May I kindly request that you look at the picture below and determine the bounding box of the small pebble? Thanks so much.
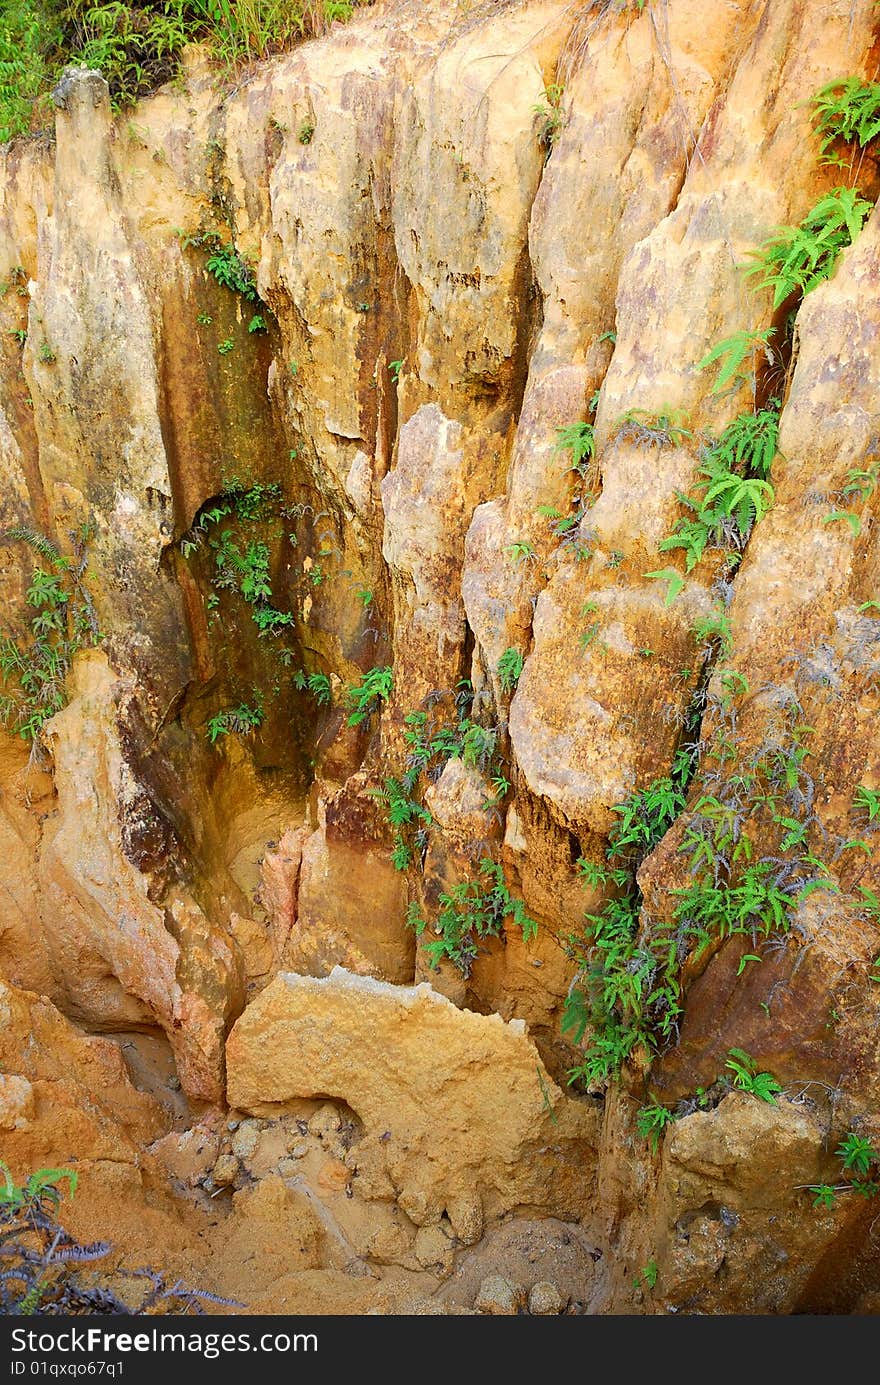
[528,1281,566,1315]
[475,1274,524,1315]
[309,1103,342,1139]
[211,1154,240,1187]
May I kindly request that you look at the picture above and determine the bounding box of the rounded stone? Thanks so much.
[308,1103,342,1139]
[475,1274,524,1315]
[528,1281,566,1315]
[211,1154,240,1187]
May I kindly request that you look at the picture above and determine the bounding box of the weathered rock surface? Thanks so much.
[0,976,166,1170]
[227,967,599,1230]
[37,651,245,1100]
[1,0,880,1315]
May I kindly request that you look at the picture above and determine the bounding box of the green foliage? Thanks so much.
[533,82,564,155]
[0,0,58,142]
[608,776,688,862]
[691,605,733,656]
[811,77,880,166]
[497,646,524,692]
[0,1160,235,1313]
[177,229,260,304]
[853,784,880,829]
[182,480,295,649]
[565,691,826,1090]
[504,541,537,565]
[743,187,873,308]
[293,669,331,705]
[374,774,433,872]
[706,408,780,481]
[0,1,373,141]
[247,313,267,333]
[723,1048,782,1103]
[838,1132,876,1177]
[206,693,264,743]
[0,1162,77,1210]
[636,1101,678,1154]
[644,567,685,606]
[345,665,392,726]
[406,857,537,976]
[656,407,779,577]
[376,685,508,873]
[0,524,100,741]
[564,763,692,1087]
[554,421,595,476]
[389,359,403,384]
[807,1132,880,1209]
[697,327,777,395]
[822,461,879,538]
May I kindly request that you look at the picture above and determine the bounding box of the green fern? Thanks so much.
[697,328,777,395]
[497,647,524,692]
[744,187,873,308]
[812,77,880,165]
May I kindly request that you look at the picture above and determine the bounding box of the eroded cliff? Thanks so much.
[2,0,880,1315]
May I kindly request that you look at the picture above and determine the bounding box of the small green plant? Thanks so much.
[247,313,267,333]
[636,1101,678,1154]
[497,646,524,692]
[298,118,315,144]
[345,665,393,726]
[724,1048,782,1103]
[389,359,403,384]
[293,669,331,705]
[811,77,880,167]
[0,1159,235,1313]
[196,310,213,324]
[655,406,779,576]
[406,857,537,975]
[697,327,778,395]
[578,601,602,650]
[743,186,873,308]
[807,1132,880,1208]
[853,784,880,829]
[0,525,100,741]
[374,776,433,872]
[504,541,538,565]
[822,461,880,538]
[533,82,564,154]
[692,605,734,657]
[375,684,508,872]
[37,342,55,363]
[644,567,685,606]
[554,421,595,476]
[206,694,264,744]
[218,337,234,355]
[179,229,261,303]
[0,1163,77,1210]
[633,1260,658,1292]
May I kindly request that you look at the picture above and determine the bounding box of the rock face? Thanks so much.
[37,651,245,1101]
[227,967,599,1232]
[1,0,880,1314]
[0,976,166,1168]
